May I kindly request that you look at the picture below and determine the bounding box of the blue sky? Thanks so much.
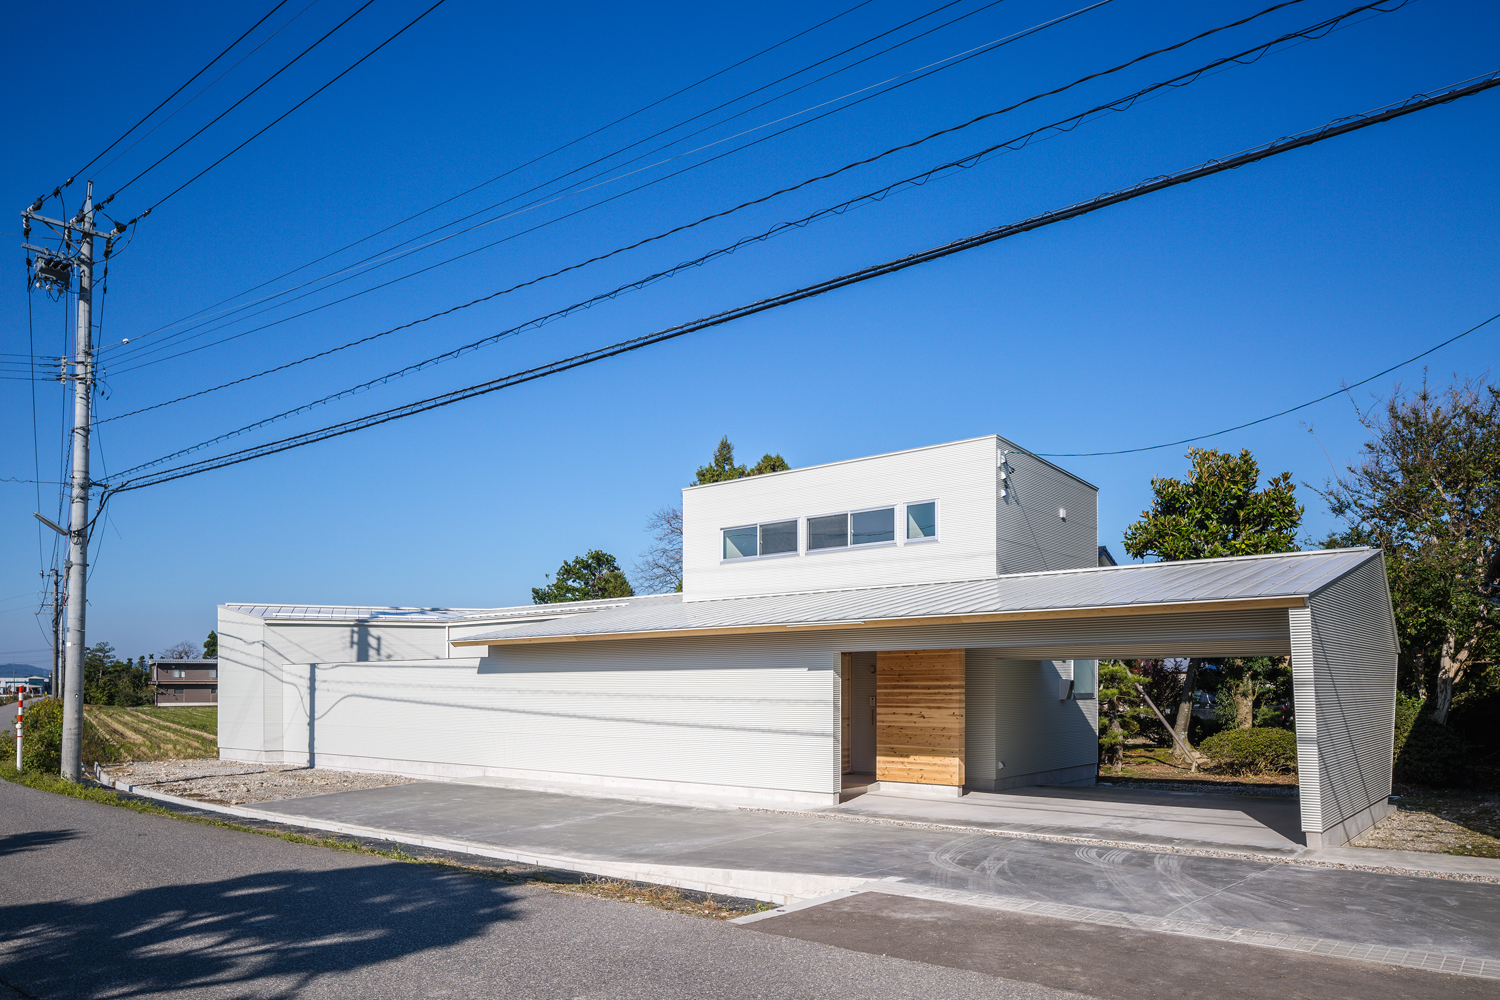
[2,0,1496,667]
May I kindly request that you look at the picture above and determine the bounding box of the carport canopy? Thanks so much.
[455,548,1399,848]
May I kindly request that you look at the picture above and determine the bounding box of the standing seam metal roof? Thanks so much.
[451,548,1382,644]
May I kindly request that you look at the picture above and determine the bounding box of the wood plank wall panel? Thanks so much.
[877,649,965,786]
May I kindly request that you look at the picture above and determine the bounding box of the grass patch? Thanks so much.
[133,705,217,736]
[85,705,217,761]
[0,760,767,919]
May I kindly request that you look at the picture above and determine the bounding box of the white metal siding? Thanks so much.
[217,608,265,754]
[260,629,842,796]
[971,654,1096,788]
[964,651,997,789]
[996,443,1099,574]
[1300,557,1399,836]
[682,437,1000,600]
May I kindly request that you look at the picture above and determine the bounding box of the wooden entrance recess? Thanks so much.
[875,649,965,787]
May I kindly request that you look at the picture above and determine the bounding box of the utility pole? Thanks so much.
[22,180,119,782]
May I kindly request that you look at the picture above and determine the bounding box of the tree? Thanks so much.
[1122,448,1303,561]
[82,642,153,707]
[532,549,635,604]
[1123,448,1304,753]
[203,631,218,659]
[1098,661,1148,770]
[1318,376,1500,724]
[693,435,789,485]
[162,640,198,660]
[633,437,791,594]
[634,507,684,594]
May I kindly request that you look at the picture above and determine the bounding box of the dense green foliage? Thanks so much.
[203,631,218,658]
[1122,448,1303,562]
[83,642,153,707]
[532,549,635,604]
[1097,661,1149,768]
[693,436,789,485]
[16,699,116,772]
[1393,693,1425,755]
[1319,377,1500,727]
[1198,727,1298,775]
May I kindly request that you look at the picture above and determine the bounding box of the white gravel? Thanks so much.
[104,758,416,805]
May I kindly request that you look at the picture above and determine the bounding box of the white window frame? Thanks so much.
[720,519,802,563]
[902,499,940,544]
[805,505,898,555]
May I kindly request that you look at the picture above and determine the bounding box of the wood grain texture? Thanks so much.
[876,649,964,786]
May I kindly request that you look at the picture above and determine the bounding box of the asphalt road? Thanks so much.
[0,779,1081,1000]
[748,890,1500,1000]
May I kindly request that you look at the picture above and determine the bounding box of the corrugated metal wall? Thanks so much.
[245,629,843,796]
[1294,557,1399,836]
[995,444,1098,574]
[682,437,1001,600]
[217,608,265,754]
[964,652,1096,790]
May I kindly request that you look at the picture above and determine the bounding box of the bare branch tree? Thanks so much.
[633,506,683,594]
[162,641,199,660]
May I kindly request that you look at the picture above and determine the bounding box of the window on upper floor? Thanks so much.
[210,669,217,679]
[808,507,895,551]
[722,519,799,560]
[905,501,937,541]
[171,669,185,678]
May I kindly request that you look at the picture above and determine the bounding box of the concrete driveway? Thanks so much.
[231,780,1500,974]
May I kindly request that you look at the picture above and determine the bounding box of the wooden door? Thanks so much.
[876,649,965,786]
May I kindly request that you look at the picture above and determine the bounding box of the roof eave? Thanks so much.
[451,594,1306,648]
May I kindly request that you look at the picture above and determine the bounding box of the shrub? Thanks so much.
[17,699,117,773]
[1394,717,1468,786]
[1198,727,1298,775]
[1189,716,1222,744]
[1393,693,1424,755]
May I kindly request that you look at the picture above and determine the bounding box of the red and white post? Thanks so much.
[14,689,23,770]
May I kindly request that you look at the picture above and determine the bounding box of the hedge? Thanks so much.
[1198,727,1298,776]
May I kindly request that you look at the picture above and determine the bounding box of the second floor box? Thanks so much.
[684,435,1098,601]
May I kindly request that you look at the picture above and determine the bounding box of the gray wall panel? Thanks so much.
[1306,557,1398,836]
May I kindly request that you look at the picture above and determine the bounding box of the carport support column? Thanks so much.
[1288,607,1324,842]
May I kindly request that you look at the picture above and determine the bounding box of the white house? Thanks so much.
[219,435,1399,848]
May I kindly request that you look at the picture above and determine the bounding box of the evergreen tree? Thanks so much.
[532,550,635,604]
[203,631,218,658]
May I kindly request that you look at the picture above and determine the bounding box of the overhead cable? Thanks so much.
[103,70,1500,494]
[98,0,381,209]
[111,0,976,350]
[40,0,291,201]
[101,0,1395,411]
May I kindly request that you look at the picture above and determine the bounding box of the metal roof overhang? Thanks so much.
[451,594,1306,647]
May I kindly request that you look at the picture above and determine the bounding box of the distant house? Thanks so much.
[1097,545,1118,566]
[152,658,218,706]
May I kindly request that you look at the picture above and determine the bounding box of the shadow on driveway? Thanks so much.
[2,862,522,998]
[0,829,82,856]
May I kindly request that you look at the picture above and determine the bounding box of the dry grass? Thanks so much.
[85,706,217,761]
[542,874,756,919]
[1099,744,1297,788]
[1356,788,1500,859]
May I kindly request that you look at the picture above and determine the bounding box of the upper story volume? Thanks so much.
[680,435,1098,602]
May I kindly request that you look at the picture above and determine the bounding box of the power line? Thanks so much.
[98,0,382,209]
[107,0,968,353]
[103,70,1500,496]
[38,1,292,202]
[1031,312,1500,457]
[117,0,454,221]
[106,0,1113,373]
[101,0,1393,420]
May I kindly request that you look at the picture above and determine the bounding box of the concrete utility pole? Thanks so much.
[22,180,116,782]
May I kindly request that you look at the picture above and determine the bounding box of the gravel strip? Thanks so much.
[103,758,415,805]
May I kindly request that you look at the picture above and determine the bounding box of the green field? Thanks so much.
[86,705,217,761]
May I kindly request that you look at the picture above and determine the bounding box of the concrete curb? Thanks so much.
[92,768,871,905]
[737,881,1500,981]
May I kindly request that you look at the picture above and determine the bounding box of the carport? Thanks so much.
[456,548,1399,848]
